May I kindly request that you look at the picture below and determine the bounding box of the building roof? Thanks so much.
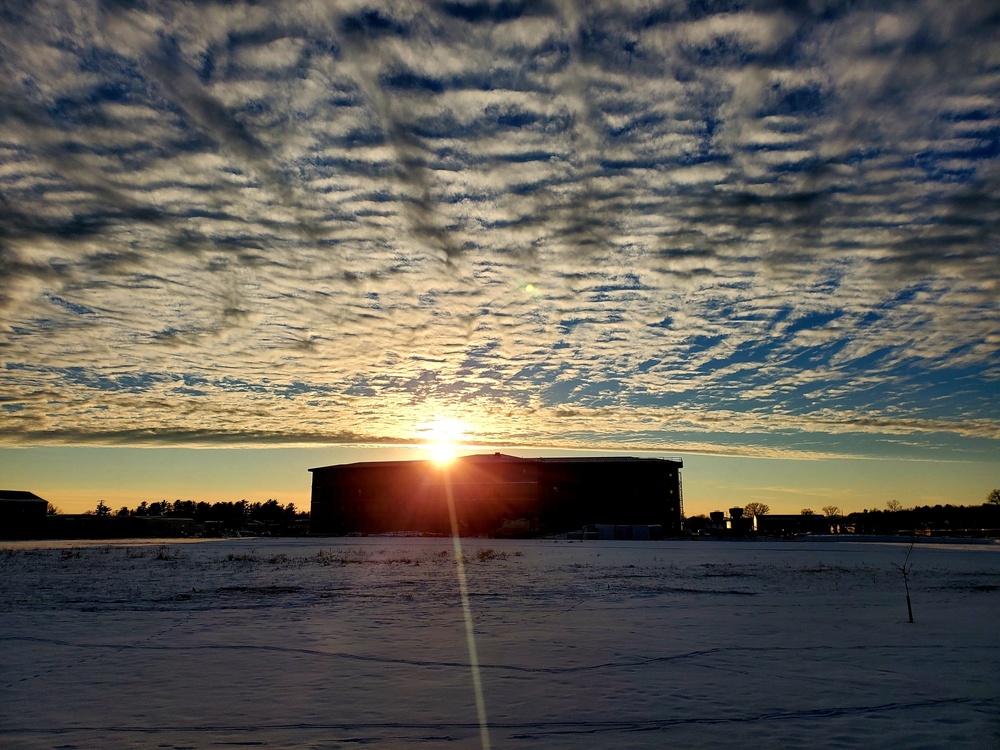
[0,490,46,503]
[310,453,682,472]
[536,456,683,465]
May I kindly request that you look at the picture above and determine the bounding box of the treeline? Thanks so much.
[848,503,1000,536]
[38,498,309,540]
[96,498,307,529]
[686,494,1000,539]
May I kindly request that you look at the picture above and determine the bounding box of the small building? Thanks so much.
[309,453,683,537]
[0,490,48,539]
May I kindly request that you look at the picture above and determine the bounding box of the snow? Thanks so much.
[1,537,998,749]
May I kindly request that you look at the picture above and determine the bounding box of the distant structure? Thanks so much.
[754,513,833,537]
[309,453,683,537]
[0,490,48,539]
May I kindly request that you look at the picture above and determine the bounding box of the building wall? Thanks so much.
[536,460,682,533]
[0,494,48,539]
[309,455,683,537]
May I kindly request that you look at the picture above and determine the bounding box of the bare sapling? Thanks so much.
[893,540,915,624]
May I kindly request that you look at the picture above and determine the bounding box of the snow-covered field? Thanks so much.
[1,537,998,749]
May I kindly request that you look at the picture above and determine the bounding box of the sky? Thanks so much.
[1,0,998,517]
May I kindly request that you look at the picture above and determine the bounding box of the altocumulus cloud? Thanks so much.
[0,0,997,460]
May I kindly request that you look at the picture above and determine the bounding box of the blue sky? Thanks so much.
[0,1,997,514]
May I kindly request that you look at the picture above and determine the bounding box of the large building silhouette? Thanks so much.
[309,453,683,537]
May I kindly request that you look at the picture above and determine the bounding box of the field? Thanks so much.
[2,537,998,749]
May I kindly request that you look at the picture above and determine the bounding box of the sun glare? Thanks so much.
[430,441,458,464]
[419,418,468,465]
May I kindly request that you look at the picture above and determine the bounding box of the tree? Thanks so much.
[892,540,916,624]
[800,508,815,516]
[46,502,61,515]
[94,499,111,518]
[821,505,843,519]
[744,502,770,518]
[987,489,1000,506]
[886,499,903,512]
[256,499,285,523]
[172,499,196,517]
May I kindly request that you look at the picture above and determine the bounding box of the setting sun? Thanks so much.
[418,418,468,464]
[429,441,458,464]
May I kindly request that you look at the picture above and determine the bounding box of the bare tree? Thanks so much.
[46,502,61,515]
[987,489,1000,506]
[892,540,915,624]
[886,499,903,512]
[744,502,770,518]
[800,508,815,516]
[821,505,843,519]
